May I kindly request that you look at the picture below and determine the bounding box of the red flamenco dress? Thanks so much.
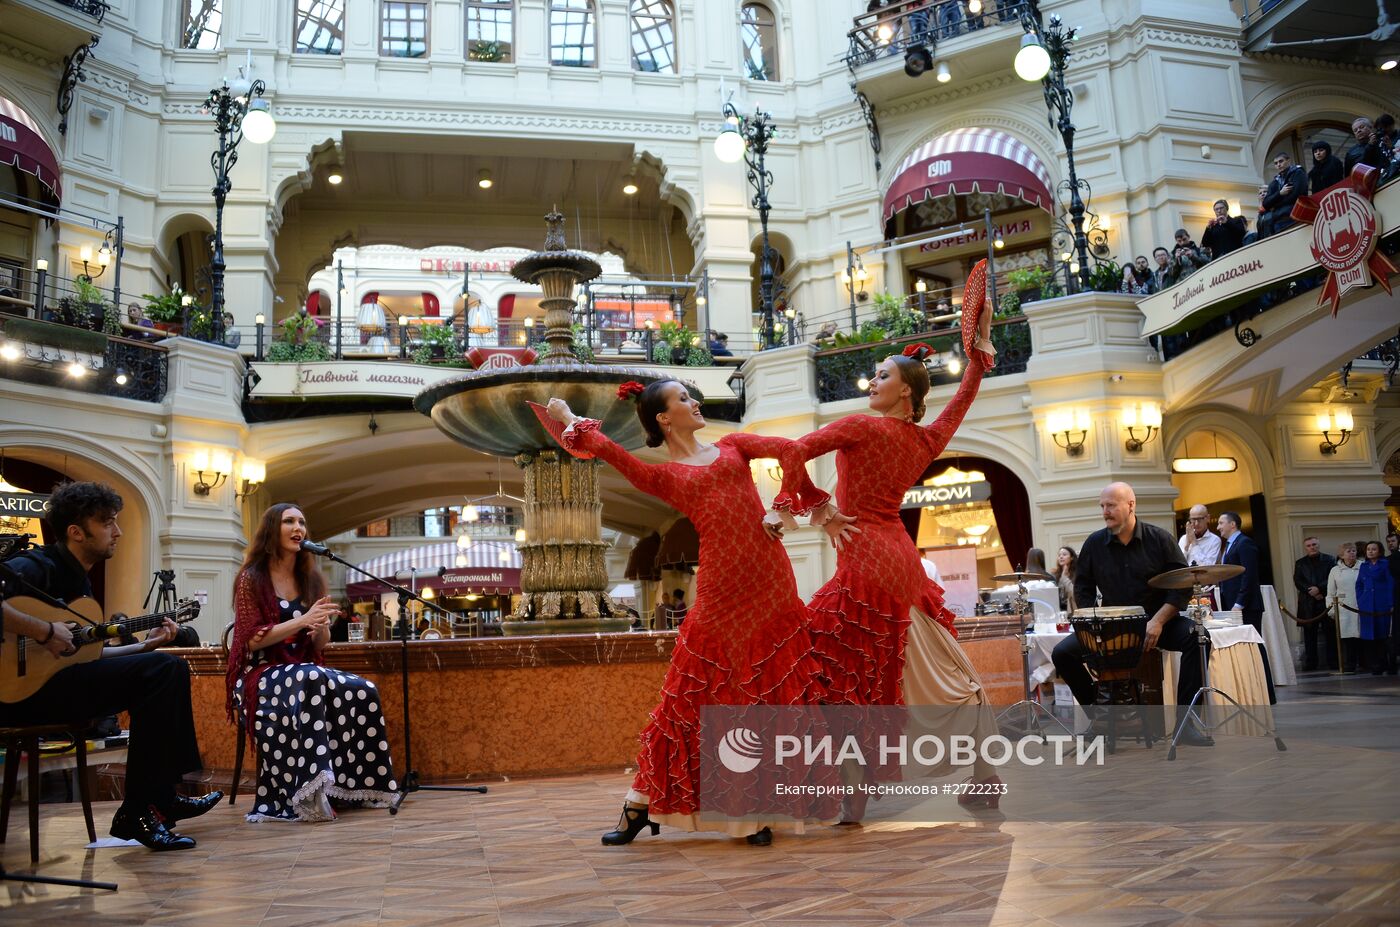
[777,261,1000,784]
[557,420,838,834]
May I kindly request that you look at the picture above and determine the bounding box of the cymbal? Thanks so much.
[1148,564,1244,590]
[992,571,1054,583]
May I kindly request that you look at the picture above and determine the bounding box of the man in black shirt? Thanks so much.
[0,482,219,850]
[1051,482,1211,744]
[1295,536,1337,671]
[1308,140,1344,196]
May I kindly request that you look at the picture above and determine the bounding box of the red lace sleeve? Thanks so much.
[774,416,872,515]
[924,355,986,456]
[225,570,275,725]
[720,432,825,521]
[562,418,679,506]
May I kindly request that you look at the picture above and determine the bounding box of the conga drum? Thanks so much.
[1071,606,1149,678]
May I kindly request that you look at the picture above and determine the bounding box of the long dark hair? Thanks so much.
[1055,545,1078,581]
[237,502,327,609]
[886,355,930,421]
[637,379,682,448]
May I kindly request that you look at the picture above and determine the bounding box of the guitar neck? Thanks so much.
[117,608,191,634]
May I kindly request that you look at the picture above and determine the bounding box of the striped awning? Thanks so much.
[0,95,61,206]
[882,127,1053,223]
[345,540,523,597]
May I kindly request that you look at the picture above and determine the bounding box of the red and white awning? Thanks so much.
[882,127,1052,223]
[0,95,62,206]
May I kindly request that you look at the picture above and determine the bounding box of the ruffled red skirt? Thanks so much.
[631,606,837,820]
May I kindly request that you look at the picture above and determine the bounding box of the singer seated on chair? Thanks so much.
[1049,482,1214,747]
[227,503,398,822]
[0,481,219,851]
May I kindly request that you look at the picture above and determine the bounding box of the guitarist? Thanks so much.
[0,481,220,851]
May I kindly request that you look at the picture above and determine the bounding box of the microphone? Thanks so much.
[300,539,332,556]
[75,623,123,645]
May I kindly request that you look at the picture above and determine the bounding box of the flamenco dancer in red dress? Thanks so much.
[776,260,1002,815]
[539,381,845,846]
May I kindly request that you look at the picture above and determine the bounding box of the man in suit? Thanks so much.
[1295,536,1338,671]
[1217,512,1276,702]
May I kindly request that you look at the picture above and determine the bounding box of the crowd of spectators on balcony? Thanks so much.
[1118,111,1398,301]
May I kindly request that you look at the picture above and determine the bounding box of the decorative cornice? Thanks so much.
[878,73,1022,117]
[1138,29,1241,53]
[0,39,57,69]
[86,69,150,106]
[1244,50,1384,74]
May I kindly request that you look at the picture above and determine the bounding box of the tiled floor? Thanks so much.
[3,674,1397,927]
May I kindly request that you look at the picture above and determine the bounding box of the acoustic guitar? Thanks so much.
[0,595,201,703]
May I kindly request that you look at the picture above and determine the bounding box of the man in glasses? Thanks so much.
[1179,504,1223,609]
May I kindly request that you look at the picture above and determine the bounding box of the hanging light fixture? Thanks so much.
[714,115,746,163]
[1171,431,1237,473]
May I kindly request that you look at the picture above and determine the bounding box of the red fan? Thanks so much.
[962,259,996,369]
[526,401,595,459]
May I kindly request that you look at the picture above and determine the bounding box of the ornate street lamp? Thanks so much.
[202,71,275,345]
[1016,3,1090,289]
[714,103,779,350]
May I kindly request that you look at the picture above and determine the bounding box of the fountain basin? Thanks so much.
[414,364,699,457]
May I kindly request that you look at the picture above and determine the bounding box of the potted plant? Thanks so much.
[412,322,459,364]
[657,321,698,364]
[185,306,214,341]
[1086,260,1124,293]
[1005,267,1053,304]
[281,311,321,345]
[142,287,187,334]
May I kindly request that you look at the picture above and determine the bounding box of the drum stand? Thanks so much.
[995,580,1074,740]
[1167,583,1287,761]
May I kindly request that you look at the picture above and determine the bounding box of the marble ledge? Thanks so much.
[176,617,1017,676]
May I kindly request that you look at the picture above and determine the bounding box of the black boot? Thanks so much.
[110,805,197,851]
[745,826,772,846]
[164,790,224,823]
[601,804,659,846]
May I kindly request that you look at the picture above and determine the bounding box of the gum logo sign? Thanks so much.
[1292,163,1397,316]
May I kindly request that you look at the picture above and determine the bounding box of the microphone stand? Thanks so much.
[303,546,487,814]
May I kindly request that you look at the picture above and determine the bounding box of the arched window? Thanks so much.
[550,0,596,68]
[467,0,514,62]
[740,3,778,81]
[631,0,675,74]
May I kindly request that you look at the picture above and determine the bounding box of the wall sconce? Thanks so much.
[1317,407,1354,455]
[78,242,112,281]
[191,448,233,495]
[236,458,266,499]
[1122,401,1162,453]
[840,259,870,302]
[1046,408,1091,456]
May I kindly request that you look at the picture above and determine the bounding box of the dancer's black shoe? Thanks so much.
[745,826,772,846]
[601,804,659,846]
[109,805,196,851]
[164,790,224,823]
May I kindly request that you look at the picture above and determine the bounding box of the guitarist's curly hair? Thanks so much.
[46,481,123,535]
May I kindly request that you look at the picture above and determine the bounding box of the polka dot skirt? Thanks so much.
[245,603,398,822]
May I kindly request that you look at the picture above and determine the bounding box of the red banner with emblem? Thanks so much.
[1291,163,1397,317]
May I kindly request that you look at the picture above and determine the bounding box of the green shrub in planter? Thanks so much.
[266,341,333,362]
[685,346,713,366]
[651,340,673,365]
[142,288,186,324]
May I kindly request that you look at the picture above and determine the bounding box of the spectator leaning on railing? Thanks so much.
[1309,140,1344,195]
[1260,151,1308,235]
[1377,113,1397,160]
[1345,117,1387,174]
[1149,247,1174,291]
[1119,255,1156,295]
[1201,200,1249,260]
[1169,229,1208,279]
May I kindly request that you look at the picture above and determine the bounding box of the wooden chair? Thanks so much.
[220,622,249,805]
[0,722,99,862]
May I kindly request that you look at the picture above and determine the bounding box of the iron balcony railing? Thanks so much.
[50,0,109,21]
[845,0,1030,70]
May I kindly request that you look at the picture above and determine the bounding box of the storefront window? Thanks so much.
[294,0,345,55]
[182,0,222,50]
[467,0,514,62]
[631,0,675,74]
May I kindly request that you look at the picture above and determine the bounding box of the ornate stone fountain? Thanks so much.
[414,211,672,634]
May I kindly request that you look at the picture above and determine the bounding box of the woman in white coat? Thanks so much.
[1327,543,1361,673]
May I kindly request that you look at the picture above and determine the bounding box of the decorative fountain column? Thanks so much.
[415,211,673,634]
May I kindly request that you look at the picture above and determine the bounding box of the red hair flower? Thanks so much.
[902,342,933,360]
[616,381,646,402]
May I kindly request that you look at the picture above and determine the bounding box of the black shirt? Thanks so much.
[3,542,94,604]
[1294,552,1337,621]
[1074,518,1188,615]
[1201,216,1248,259]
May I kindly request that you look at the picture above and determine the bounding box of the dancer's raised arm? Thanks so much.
[543,397,679,507]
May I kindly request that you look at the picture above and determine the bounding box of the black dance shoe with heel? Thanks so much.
[601,804,659,846]
[745,826,772,846]
[109,805,197,851]
[164,790,224,823]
